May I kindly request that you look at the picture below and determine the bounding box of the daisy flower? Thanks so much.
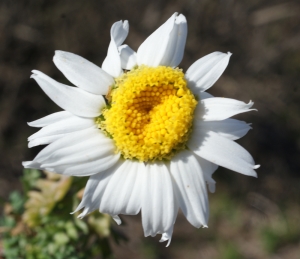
[23,13,259,246]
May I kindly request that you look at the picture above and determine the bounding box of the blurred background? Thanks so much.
[0,0,300,258]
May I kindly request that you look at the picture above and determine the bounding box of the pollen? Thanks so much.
[98,65,197,162]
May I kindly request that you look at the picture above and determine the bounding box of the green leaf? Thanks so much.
[53,232,70,245]
[9,191,25,214]
[22,169,41,193]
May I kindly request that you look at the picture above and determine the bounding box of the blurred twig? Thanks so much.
[251,2,299,26]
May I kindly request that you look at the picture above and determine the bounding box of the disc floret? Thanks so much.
[98,65,197,161]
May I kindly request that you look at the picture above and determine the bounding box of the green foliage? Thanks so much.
[1,169,126,259]
[261,227,281,253]
[219,242,242,259]
[22,169,41,193]
[261,215,300,254]
[8,191,25,215]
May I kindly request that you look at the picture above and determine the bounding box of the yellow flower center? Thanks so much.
[97,65,197,162]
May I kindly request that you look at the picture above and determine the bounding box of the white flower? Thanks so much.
[23,13,259,246]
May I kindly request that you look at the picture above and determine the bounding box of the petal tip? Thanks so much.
[54,50,63,56]
[247,100,255,108]
[112,215,122,225]
[28,142,35,148]
[22,161,31,167]
[31,69,38,73]
[175,13,187,24]
[123,20,129,27]
[31,70,40,77]
[159,233,172,247]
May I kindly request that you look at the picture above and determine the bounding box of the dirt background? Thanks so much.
[0,0,300,258]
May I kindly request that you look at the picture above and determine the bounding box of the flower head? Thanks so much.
[23,13,259,246]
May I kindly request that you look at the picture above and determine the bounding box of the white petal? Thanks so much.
[53,51,114,95]
[194,156,218,193]
[188,129,258,177]
[28,134,65,148]
[31,70,105,117]
[194,119,251,140]
[28,111,73,127]
[73,161,123,217]
[185,52,231,94]
[111,20,129,46]
[170,150,209,228]
[31,127,98,163]
[112,215,122,225]
[48,153,120,177]
[100,160,145,215]
[159,226,174,247]
[102,20,129,77]
[28,115,94,145]
[141,162,177,238]
[27,127,120,176]
[41,135,113,166]
[196,97,255,121]
[159,14,187,67]
[23,127,99,169]
[41,134,119,176]
[200,92,214,100]
[119,44,137,70]
[102,41,121,77]
[22,160,42,169]
[137,13,187,67]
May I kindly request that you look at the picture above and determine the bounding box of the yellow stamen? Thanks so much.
[98,65,197,162]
